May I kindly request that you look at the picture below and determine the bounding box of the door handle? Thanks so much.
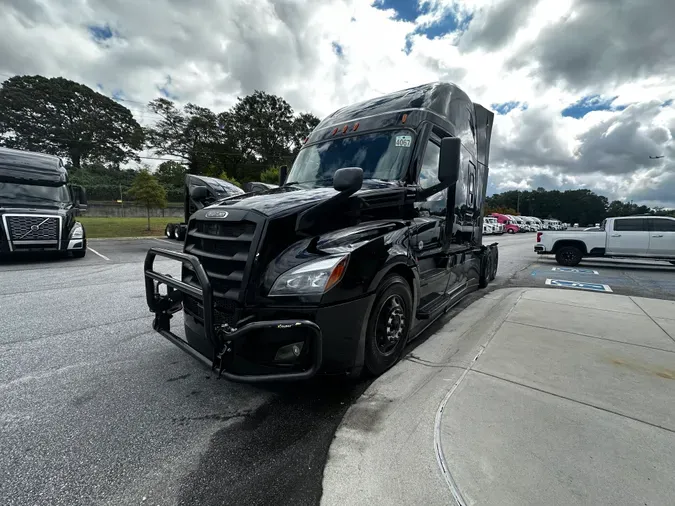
[611,234,621,237]
[652,234,663,238]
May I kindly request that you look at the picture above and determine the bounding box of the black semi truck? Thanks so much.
[144,82,498,382]
[0,147,88,258]
[164,174,245,241]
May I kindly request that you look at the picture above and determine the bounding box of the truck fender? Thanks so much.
[366,254,420,309]
[350,256,419,378]
[552,239,588,255]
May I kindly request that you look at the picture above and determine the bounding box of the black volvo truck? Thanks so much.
[0,147,88,258]
[164,174,245,241]
[144,82,498,382]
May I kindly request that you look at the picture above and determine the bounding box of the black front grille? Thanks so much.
[182,218,258,324]
[6,215,59,242]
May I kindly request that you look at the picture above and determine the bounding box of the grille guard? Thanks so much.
[144,247,323,382]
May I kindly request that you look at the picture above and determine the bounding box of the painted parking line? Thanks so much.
[87,246,110,261]
[551,267,599,275]
[545,278,613,292]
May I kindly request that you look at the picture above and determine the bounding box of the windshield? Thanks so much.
[286,129,415,186]
[0,181,71,206]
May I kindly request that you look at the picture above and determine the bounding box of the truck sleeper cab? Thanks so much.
[144,82,499,382]
[0,147,88,257]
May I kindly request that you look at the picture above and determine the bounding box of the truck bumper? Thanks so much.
[144,247,374,382]
[534,245,546,254]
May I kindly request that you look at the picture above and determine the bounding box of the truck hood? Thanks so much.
[206,181,403,218]
[0,204,70,216]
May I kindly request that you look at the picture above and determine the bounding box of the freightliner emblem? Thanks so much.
[205,210,229,218]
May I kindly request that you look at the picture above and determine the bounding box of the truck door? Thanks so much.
[412,136,454,309]
[606,218,650,255]
[646,218,675,257]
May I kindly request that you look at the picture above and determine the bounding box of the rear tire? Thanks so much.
[165,224,175,239]
[175,225,186,241]
[364,274,413,377]
[555,246,582,267]
[490,249,498,281]
[479,253,492,288]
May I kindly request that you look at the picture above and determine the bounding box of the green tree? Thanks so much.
[144,99,223,174]
[155,160,187,188]
[259,166,280,185]
[219,91,320,181]
[128,168,168,230]
[0,75,143,168]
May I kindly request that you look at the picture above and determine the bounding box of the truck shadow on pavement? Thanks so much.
[176,375,372,506]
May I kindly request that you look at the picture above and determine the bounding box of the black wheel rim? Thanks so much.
[375,295,406,355]
[561,250,576,264]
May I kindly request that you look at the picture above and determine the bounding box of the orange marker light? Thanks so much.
[332,128,338,135]
[343,125,348,133]
[402,113,408,124]
[325,257,348,292]
[353,122,359,131]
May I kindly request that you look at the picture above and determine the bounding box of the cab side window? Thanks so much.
[419,140,441,190]
[650,218,675,232]
[416,138,446,216]
[613,219,647,231]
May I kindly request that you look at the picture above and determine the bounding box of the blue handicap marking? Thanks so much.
[545,279,613,292]
[551,267,599,275]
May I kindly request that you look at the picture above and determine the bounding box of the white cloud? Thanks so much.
[0,0,673,206]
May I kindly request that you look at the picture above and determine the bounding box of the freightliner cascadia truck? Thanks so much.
[144,82,498,382]
[164,174,245,241]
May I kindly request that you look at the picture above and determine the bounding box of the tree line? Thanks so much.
[1,75,670,220]
[0,74,319,201]
[486,188,673,226]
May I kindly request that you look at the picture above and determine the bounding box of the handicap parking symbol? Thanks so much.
[551,267,599,275]
[545,278,613,292]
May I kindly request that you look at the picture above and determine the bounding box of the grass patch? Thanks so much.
[79,217,177,238]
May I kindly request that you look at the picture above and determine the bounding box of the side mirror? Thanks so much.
[279,165,288,186]
[190,186,208,200]
[72,185,88,212]
[438,137,461,185]
[333,167,363,193]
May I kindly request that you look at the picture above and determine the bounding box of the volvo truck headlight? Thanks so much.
[269,255,349,296]
[70,223,84,239]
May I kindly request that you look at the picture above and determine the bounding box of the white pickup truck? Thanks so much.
[535,215,675,266]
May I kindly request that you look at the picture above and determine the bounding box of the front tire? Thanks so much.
[507,228,515,234]
[555,246,582,267]
[165,224,175,239]
[364,274,413,377]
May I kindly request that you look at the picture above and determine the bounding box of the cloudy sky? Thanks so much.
[1,0,674,207]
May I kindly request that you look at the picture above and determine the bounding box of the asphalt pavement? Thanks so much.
[1,232,672,505]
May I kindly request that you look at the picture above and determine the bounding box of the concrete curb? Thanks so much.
[320,288,527,506]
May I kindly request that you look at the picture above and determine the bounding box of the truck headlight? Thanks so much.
[70,223,84,239]
[269,255,349,296]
